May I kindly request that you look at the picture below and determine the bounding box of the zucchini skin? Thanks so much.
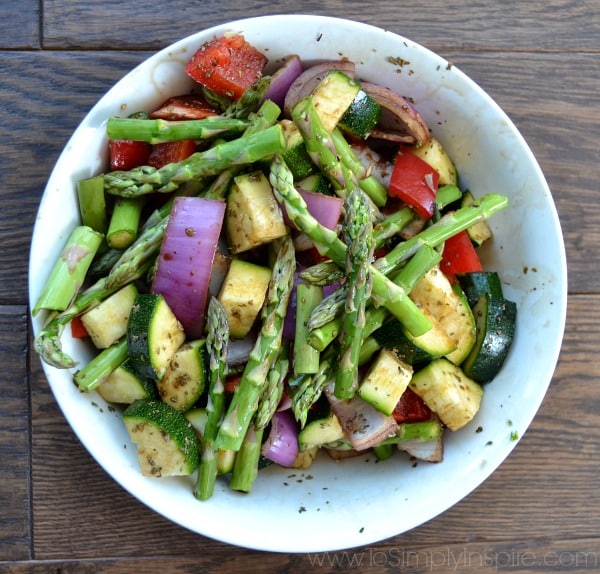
[123,399,201,476]
[462,294,517,383]
[127,293,186,380]
[458,271,505,308]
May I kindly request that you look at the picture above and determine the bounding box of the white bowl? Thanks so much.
[29,15,567,552]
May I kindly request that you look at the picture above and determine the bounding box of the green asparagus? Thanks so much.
[269,154,432,338]
[196,297,230,501]
[215,235,296,452]
[32,226,104,317]
[335,188,375,398]
[106,116,251,144]
[104,123,286,197]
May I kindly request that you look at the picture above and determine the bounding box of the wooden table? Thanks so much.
[2,2,598,572]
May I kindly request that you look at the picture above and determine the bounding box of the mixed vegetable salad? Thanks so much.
[33,33,516,500]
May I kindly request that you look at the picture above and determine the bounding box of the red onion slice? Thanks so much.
[261,410,299,467]
[151,196,226,339]
[265,54,303,108]
[324,383,399,451]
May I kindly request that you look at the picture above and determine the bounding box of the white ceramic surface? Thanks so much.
[29,15,567,552]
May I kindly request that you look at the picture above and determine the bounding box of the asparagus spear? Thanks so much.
[255,344,290,431]
[215,235,296,452]
[269,155,432,337]
[298,206,415,287]
[374,194,509,276]
[196,297,230,501]
[77,175,107,235]
[106,197,144,249]
[335,188,375,398]
[308,244,442,352]
[290,347,337,427]
[104,123,286,197]
[293,282,323,375]
[32,226,104,317]
[291,97,387,207]
[222,76,272,119]
[106,116,251,144]
[73,337,128,392]
[228,424,264,493]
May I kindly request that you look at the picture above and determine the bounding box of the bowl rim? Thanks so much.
[28,14,567,552]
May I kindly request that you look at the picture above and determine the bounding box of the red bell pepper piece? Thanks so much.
[108,140,151,171]
[440,229,483,283]
[147,139,197,169]
[393,387,432,424]
[70,315,89,339]
[149,94,219,120]
[185,35,267,100]
[388,148,439,220]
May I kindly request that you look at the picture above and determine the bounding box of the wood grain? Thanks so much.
[41,0,600,52]
[0,307,31,562]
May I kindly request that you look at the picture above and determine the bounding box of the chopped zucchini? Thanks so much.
[96,358,157,404]
[462,294,517,383]
[281,119,315,180]
[123,399,201,477]
[127,293,186,380]
[156,339,206,412]
[411,137,457,186]
[409,266,476,365]
[406,310,458,358]
[184,407,208,439]
[372,319,434,365]
[458,271,505,308]
[225,170,287,254]
[81,283,138,349]
[338,89,381,139]
[310,70,361,132]
[218,258,272,338]
[298,411,344,451]
[409,358,483,431]
[358,349,413,415]
[297,173,335,196]
[289,446,319,469]
[462,191,493,246]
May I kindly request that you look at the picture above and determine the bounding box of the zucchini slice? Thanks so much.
[458,271,505,308]
[96,358,157,404]
[123,399,200,477]
[462,191,493,246]
[409,358,483,431]
[409,266,476,365]
[310,70,361,132]
[411,137,457,186]
[81,283,138,349]
[338,89,381,139]
[281,119,315,180]
[462,294,517,383]
[157,339,207,412]
[127,293,186,380]
[358,349,413,415]
[298,411,344,451]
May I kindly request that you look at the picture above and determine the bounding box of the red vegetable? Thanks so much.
[108,140,151,171]
[70,315,89,339]
[440,229,483,283]
[148,94,219,120]
[392,387,432,424]
[147,139,197,169]
[261,410,299,467]
[388,147,439,220]
[151,197,226,339]
[185,35,267,100]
